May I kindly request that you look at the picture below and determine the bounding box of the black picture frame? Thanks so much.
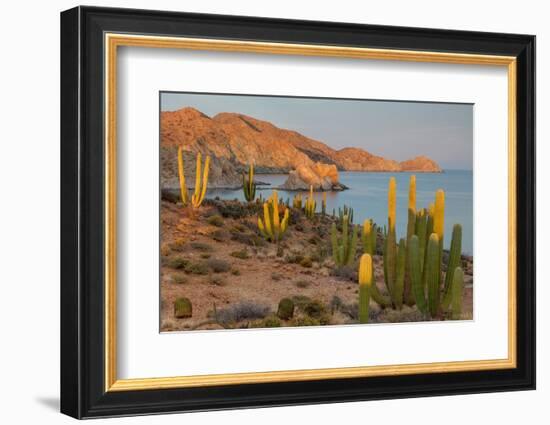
[60,5,535,419]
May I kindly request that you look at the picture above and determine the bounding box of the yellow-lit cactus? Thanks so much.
[177,146,189,206]
[292,194,302,209]
[190,152,210,208]
[388,177,396,232]
[404,174,417,306]
[434,189,445,241]
[258,191,289,243]
[358,254,373,323]
[305,185,316,219]
[408,175,416,213]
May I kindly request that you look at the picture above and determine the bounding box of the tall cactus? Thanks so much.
[442,224,462,308]
[425,233,441,317]
[383,177,401,306]
[190,152,210,208]
[305,186,316,219]
[242,163,256,202]
[331,216,358,266]
[257,191,290,243]
[177,146,189,206]
[292,194,302,209]
[408,235,428,314]
[358,254,373,324]
[404,175,417,305]
[322,192,327,216]
[361,219,377,256]
[451,266,464,320]
[338,205,354,226]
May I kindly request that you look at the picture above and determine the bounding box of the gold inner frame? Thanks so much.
[104,33,517,392]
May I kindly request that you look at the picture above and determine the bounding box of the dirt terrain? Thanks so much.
[160,199,473,332]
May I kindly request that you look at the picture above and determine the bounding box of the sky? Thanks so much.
[161,92,473,170]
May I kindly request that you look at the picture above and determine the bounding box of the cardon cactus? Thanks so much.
[358,254,373,324]
[425,233,441,317]
[174,297,193,318]
[257,191,290,243]
[305,186,316,219]
[277,298,295,320]
[404,175,417,305]
[322,192,327,216]
[383,177,403,307]
[361,219,377,256]
[338,205,354,225]
[331,216,358,266]
[177,146,189,206]
[292,194,302,209]
[451,266,464,320]
[191,152,210,208]
[408,235,428,314]
[442,224,462,308]
[242,163,256,202]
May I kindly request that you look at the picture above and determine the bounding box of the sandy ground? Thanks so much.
[160,199,473,332]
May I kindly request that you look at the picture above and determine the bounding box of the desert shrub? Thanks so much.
[160,244,171,257]
[207,258,231,273]
[271,272,283,281]
[276,245,284,257]
[284,252,304,264]
[277,298,295,320]
[169,238,186,252]
[295,280,310,288]
[172,273,188,284]
[329,295,343,314]
[207,214,224,227]
[231,268,241,276]
[210,229,229,242]
[308,235,321,245]
[291,295,312,310]
[211,301,270,325]
[165,256,190,270]
[190,241,214,252]
[291,316,320,327]
[340,302,359,320]
[252,315,282,328]
[184,261,209,275]
[303,300,327,319]
[230,249,250,260]
[331,265,357,281]
[294,223,304,232]
[230,231,266,247]
[174,297,193,318]
[200,253,211,259]
[230,223,247,233]
[208,275,226,286]
[299,257,313,268]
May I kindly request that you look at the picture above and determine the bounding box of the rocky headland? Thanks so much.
[161,107,442,190]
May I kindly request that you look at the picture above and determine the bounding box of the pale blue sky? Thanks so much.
[161,92,473,170]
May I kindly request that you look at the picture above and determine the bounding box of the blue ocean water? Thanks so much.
[207,170,473,254]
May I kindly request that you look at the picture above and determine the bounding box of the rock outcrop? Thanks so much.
[161,107,442,189]
[280,163,347,191]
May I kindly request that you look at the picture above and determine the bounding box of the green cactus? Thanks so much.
[257,191,290,243]
[393,238,406,309]
[404,175,417,305]
[442,224,463,308]
[331,216,358,266]
[338,205,354,225]
[408,235,428,314]
[358,254,372,324]
[361,219,377,256]
[293,194,302,209]
[451,267,464,320]
[321,192,327,216]
[426,233,441,317]
[174,297,192,318]
[242,163,256,202]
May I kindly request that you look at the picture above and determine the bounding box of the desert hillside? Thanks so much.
[161,107,442,188]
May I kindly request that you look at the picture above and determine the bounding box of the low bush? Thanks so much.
[207,214,224,227]
[299,257,313,268]
[295,280,310,288]
[184,261,209,275]
[172,273,188,284]
[164,256,190,270]
[207,258,231,273]
[169,238,186,252]
[210,301,270,325]
[190,242,214,252]
[230,249,250,260]
[210,229,228,242]
[208,275,225,286]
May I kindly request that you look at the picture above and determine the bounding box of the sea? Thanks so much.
[207,170,473,255]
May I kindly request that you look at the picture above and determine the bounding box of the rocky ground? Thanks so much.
[160,198,473,332]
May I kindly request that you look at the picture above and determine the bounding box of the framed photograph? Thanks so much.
[60,6,535,419]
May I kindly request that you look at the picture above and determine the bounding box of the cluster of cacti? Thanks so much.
[358,254,372,323]
[305,186,316,219]
[191,153,211,208]
[257,190,290,243]
[292,194,302,209]
[338,205,354,225]
[407,189,464,318]
[331,214,358,266]
[321,192,327,216]
[242,163,256,202]
[177,146,189,206]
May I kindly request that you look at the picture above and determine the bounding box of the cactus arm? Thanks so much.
[451,267,464,320]
[263,202,273,239]
[197,155,210,206]
[281,208,289,235]
[426,233,441,317]
[177,146,188,205]
[258,217,269,239]
[272,191,280,235]
[388,177,396,232]
[358,254,372,324]
[442,224,462,309]
[409,235,428,314]
[348,224,358,265]
[394,238,406,309]
[194,152,202,201]
[369,282,391,308]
